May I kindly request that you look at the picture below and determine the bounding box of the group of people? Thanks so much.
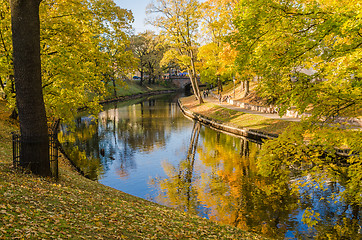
[201,89,231,103]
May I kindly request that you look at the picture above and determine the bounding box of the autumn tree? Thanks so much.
[0,0,17,118]
[130,31,166,85]
[198,42,239,94]
[1,0,135,122]
[197,42,225,93]
[143,34,166,84]
[10,0,50,176]
[198,0,249,96]
[147,0,203,103]
[3,0,135,175]
[130,34,148,86]
[230,1,361,231]
[40,0,135,122]
[231,0,361,118]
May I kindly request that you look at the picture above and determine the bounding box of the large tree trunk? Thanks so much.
[140,70,144,86]
[111,76,117,98]
[189,50,203,104]
[11,0,50,176]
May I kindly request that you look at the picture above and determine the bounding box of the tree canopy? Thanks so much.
[130,31,166,85]
[147,0,203,103]
[1,0,136,122]
[230,0,361,119]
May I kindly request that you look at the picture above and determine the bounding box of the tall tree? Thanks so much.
[40,0,135,122]
[130,34,149,86]
[199,0,242,95]
[230,0,362,227]
[197,42,223,92]
[10,0,50,176]
[147,0,203,103]
[130,31,166,85]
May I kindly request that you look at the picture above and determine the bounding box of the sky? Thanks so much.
[114,0,156,33]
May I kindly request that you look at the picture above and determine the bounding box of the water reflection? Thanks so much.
[61,95,188,180]
[61,94,361,239]
[151,125,300,238]
[150,122,202,215]
[152,123,361,239]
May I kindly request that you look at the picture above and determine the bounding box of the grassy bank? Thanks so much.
[105,80,177,100]
[180,96,296,135]
[0,101,266,239]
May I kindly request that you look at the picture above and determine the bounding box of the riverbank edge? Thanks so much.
[178,97,356,157]
[178,98,278,142]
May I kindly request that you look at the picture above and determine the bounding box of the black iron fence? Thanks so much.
[12,133,21,168]
[12,119,60,179]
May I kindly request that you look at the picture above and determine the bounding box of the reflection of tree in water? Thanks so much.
[197,129,300,239]
[295,179,361,239]
[61,95,186,180]
[60,116,104,180]
[258,128,362,239]
[98,104,136,178]
[106,99,171,153]
[150,121,203,216]
[151,126,300,239]
[98,98,183,178]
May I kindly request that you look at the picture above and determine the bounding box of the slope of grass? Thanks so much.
[180,96,295,135]
[0,100,266,239]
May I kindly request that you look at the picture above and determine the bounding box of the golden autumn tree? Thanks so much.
[10,0,50,176]
[147,0,203,103]
[1,0,135,123]
[198,0,244,95]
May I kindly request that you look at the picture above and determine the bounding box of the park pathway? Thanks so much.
[203,95,301,122]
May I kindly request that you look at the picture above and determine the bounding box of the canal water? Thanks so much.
[61,93,361,239]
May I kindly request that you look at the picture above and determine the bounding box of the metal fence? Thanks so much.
[12,133,21,168]
[12,120,60,179]
[49,120,60,179]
